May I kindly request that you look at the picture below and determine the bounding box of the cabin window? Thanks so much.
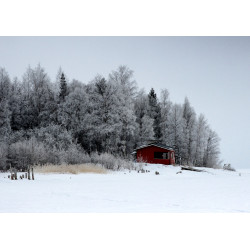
[171,152,174,159]
[154,152,169,159]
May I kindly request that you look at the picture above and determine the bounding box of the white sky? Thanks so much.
[0,36,250,169]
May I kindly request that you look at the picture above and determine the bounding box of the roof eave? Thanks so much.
[135,144,174,151]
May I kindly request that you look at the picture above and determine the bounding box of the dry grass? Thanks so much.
[34,163,108,174]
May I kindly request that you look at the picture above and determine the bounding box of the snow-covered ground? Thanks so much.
[1,164,250,212]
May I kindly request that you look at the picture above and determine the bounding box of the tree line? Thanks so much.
[0,64,220,170]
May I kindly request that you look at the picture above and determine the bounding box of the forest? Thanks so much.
[0,64,220,170]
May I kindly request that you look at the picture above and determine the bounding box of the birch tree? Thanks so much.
[203,129,220,168]
[168,104,183,154]
[181,97,197,165]
[109,66,137,155]
[160,88,172,145]
[193,114,208,166]
[0,68,11,141]
[85,76,121,153]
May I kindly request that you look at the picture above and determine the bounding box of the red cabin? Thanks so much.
[133,143,175,165]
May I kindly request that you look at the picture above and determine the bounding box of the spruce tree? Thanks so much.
[59,73,68,102]
[148,88,162,140]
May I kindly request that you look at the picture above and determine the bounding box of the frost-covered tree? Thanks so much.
[9,77,22,131]
[168,104,183,155]
[53,67,63,93]
[19,64,53,129]
[0,64,221,168]
[68,79,85,93]
[59,73,68,102]
[148,88,162,140]
[0,68,11,101]
[40,87,58,127]
[34,124,74,150]
[58,83,89,135]
[134,90,154,145]
[85,76,121,153]
[140,115,154,143]
[181,97,197,165]
[31,65,56,127]
[203,129,220,168]
[0,68,11,141]
[0,142,8,170]
[159,89,172,145]
[0,99,11,141]
[109,66,137,155]
[109,65,137,98]
[193,114,208,166]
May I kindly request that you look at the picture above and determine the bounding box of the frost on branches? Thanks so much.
[0,65,221,170]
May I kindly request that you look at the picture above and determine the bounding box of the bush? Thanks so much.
[61,144,91,165]
[0,142,8,171]
[90,152,135,170]
[223,164,235,172]
[2,131,136,172]
[7,137,90,168]
[9,137,47,169]
[34,124,74,150]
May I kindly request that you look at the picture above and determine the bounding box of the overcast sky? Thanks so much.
[0,36,249,169]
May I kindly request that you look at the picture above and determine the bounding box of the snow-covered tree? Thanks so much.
[0,68,11,101]
[0,64,221,168]
[0,99,11,141]
[168,104,183,156]
[134,90,154,145]
[148,88,162,140]
[0,142,8,170]
[193,114,208,166]
[58,83,89,135]
[0,68,11,141]
[19,64,53,129]
[109,66,137,155]
[59,73,68,102]
[159,88,172,145]
[9,77,22,131]
[85,76,122,153]
[140,115,155,143]
[203,129,220,168]
[181,97,197,165]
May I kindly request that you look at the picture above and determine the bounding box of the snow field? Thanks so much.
[0,164,249,212]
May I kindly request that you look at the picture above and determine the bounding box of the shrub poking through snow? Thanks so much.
[90,152,136,171]
[7,137,92,169]
[223,164,235,172]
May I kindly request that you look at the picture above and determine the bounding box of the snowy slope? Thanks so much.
[0,164,250,212]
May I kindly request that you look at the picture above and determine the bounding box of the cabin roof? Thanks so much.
[133,143,174,152]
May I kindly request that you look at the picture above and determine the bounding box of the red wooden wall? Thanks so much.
[136,145,175,165]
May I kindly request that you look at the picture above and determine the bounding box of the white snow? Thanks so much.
[1,164,250,212]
